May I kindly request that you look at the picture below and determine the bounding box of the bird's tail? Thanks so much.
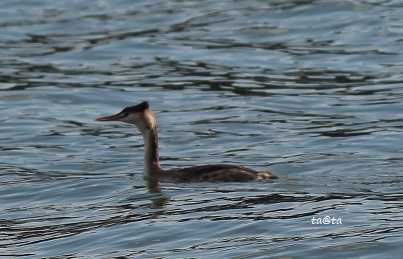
[257,170,278,180]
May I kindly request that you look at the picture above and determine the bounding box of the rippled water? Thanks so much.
[1,0,403,258]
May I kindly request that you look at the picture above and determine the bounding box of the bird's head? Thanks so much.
[96,101,156,133]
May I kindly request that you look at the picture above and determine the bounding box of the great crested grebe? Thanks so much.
[96,101,276,182]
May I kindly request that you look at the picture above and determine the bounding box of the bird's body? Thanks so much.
[161,164,274,182]
[96,101,276,183]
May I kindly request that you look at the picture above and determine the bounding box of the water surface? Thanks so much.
[1,0,403,258]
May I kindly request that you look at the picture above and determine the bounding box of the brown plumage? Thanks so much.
[161,165,275,182]
[96,101,277,183]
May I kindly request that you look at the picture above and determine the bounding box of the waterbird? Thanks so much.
[96,101,276,182]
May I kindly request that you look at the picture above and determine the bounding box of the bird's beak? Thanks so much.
[96,111,127,121]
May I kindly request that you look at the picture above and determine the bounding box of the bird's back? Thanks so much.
[161,164,275,182]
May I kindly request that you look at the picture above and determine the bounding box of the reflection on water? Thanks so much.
[1,0,403,258]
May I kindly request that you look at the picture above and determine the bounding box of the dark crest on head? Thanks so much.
[122,101,149,113]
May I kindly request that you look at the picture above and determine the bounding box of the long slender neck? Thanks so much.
[142,126,161,179]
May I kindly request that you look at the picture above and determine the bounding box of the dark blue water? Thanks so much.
[1,0,403,258]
